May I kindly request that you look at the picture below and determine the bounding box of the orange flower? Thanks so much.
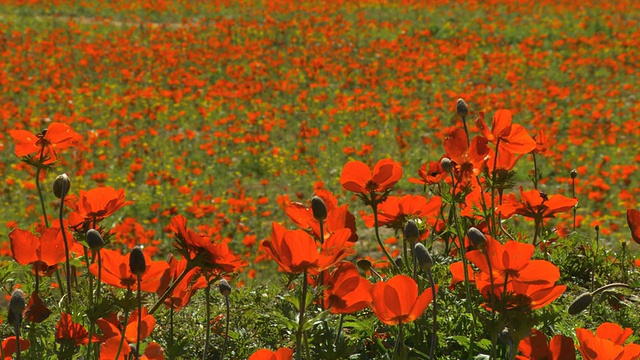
[169,214,245,273]
[9,228,66,276]
[261,222,354,274]
[408,160,447,186]
[284,189,358,243]
[516,329,575,360]
[1,336,30,359]
[89,248,168,292]
[9,122,80,164]
[626,209,640,244]
[96,311,160,360]
[55,313,92,347]
[156,254,207,310]
[576,322,640,360]
[340,159,402,195]
[499,187,578,221]
[476,110,536,155]
[361,194,442,231]
[369,274,437,326]
[248,348,294,360]
[23,292,52,323]
[323,262,372,314]
[443,127,490,180]
[448,262,475,290]
[66,187,132,230]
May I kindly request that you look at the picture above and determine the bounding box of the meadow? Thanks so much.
[1,0,640,359]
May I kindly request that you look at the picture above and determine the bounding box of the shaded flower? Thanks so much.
[1,336,30,360]
[516,328,575,360]
[156,254,207,311]
[9,228,67,277]
[323,262,372,314]
[55,313,92,347]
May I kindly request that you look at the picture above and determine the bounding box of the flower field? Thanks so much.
[1,0,640,359]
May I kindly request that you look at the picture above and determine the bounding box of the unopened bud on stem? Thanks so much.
[440,158,452,173]
[404,220,420,243]
[86,229,104,251]
[311,196,327,222]
[219,279,232,297]
[414,243,434,272]
[129,246,146,277]
[467,227,487,250]
[456,98,469,118]
[53,173,71,199]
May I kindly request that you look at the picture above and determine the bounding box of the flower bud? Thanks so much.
[568,292,592,315]
[53,173,71,199]
[356,259,372,272]
[404,220,420,243]
[467,227,487,250]
[219,279,232,297]
[440,158,452,173]
[570,169,577,179]
[86,229,104,251]
[311,196,327,222]
[10,289,26,317]
[395,256,403,268]
[414,243,433,272]
[456,98,469,118]
[129,246,146,277]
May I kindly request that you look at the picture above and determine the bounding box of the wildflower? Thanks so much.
[340,159,402,196]
[248,348,294,360]
[576,322,640,360]
[323,262,372,314]
[66,187,132,231]
[516,329,575,360]
[89,248,168,292]
[476,110,536,155]
[369,274,437,325]
[55,313,92,347]
[499,187,578,222]
[9,228,67,277]
[9,122,80,164]
[626,209,640,244]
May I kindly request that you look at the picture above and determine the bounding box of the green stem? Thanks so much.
[334,313,345,348]
[203,281,211,360]
[372,201,401,274]
[221,295,230,360]
[489,138,501,238]
[58,182,72,306]
[426,270,437,359]
[295,270,309,360]
[392,321,404,360]
[532,153,539,190]
[14,319,21,360]
[35,167,49,228]
[114,287,132,360]
[150,265,192,314]
[136,276,142,360]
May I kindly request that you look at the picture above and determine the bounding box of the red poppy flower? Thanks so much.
[124,308,156,343]
[248,348,294,360]
[443,127,490,180]
[156,254,207,311]
[516,329,575,360]
[55,313,93,347]
[89,248,169,292]
[66,187,132,230]
[499,187,578,222]
[169,215,245,273]
[323,262,372,314]
[448,262,475,290]
[261,222,354,274]
[409,160,447,186]
[285,190,358,243]
[369,274,437,326]
[626,209,640,244]
[361,194,442,231]
[340,159,403,195]
[9,228,66,276]
[466,236,560,287]
[576,322,640,360]
[9,122,80,164]
[476,110,536,155]
[1,336,30,359]
[23,292,52,323]
[97,310,158,360]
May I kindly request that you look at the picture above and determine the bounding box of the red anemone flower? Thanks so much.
[499,187,578,222]
[156,254,207,311]
[340,159,402,195]
[9,122,80,164]
[516,329,575,360]
[476,110,536,155]
[56,313,93,347]
[576,322,640,360]
[96,311,159,360]
[9,228,67,276]
[369,274,437,326]
[323,262,372,314]
[66,187,132,231]
[443,127,490,181]
[361,194,442,231]
[248,348,294,360]
[89,248,168,292]
[285,189,358,243]
[169,215,245,273]
[24,292,52,323]
[626,209,640,244]
[409,160,447,186]
[261,222,354,274]
[1,336,30,359]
